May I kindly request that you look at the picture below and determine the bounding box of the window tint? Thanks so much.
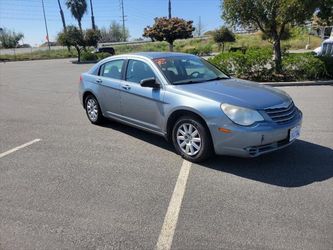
[126,60,156,83]
[101,60,124,80]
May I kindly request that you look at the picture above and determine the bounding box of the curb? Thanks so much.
[262,80,333,87]
[71,60,98,64]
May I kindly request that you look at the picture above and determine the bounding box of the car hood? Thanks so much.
[170,78,291,109]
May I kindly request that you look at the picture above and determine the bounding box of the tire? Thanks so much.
[172,116,213,162]
[85,95,104,125]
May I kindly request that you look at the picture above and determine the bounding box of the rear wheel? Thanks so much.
[85,95,104,124]
[172,116,213,162]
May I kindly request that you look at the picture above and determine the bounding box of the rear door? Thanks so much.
[97,59,125,116]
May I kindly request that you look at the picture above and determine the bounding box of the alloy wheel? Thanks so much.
[86,98,98,122]
[176,123,202,156]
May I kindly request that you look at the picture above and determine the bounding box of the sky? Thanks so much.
[0,0,224,46]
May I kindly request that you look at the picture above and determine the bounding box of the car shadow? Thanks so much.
[99,121,174,152]
[200,140,333,187]
[100,121,332,188]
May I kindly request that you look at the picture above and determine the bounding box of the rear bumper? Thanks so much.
[209,111,303,157]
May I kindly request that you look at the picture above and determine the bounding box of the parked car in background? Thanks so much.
[314,38,333,57]
[95,44,115,55]
[313,30,333,57]
[79,52,302,162]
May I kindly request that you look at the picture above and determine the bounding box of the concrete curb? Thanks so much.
[71,60,97,64]
[262,80,333,87]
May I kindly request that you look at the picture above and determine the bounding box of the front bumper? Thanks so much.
[209,111,303,157]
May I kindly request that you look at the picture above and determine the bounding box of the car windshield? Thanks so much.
[153,56,229,85]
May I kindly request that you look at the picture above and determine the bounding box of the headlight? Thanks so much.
[221,103,264,126]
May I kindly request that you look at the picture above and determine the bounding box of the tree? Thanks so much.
[65,0,87,32]
[143,17,195,51]
[57,26,101,62]
[85,28,101,47]
[213,27,235,51]
[317,0,333,26]
[260,25,291,42]
[57,25,85,62]
[222,0,318,72]
[100,21,129,42]
[0,28,24,48]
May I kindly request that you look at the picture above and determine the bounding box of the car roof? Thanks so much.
[126,52,196,59]
[323,38,333,44]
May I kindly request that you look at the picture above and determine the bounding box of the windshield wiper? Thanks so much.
[173,80,205,85]
[206,76,230,82]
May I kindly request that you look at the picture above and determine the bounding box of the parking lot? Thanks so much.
[0,59,332,250]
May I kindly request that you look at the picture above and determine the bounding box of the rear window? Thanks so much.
[100,60,124,80]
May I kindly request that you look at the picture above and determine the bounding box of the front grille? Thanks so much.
[265,102,297,124]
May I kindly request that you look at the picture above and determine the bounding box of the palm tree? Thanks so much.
[65,0,87,33]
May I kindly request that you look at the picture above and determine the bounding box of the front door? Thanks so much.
[120,59,165,133]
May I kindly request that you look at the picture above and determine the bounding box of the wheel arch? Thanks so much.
[82,91,97,108]
[166,109,213,144]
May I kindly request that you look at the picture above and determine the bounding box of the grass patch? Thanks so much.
[0,49,77,61]
[0,31,324,62]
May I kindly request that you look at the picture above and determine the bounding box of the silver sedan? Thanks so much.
[79,52,302,162]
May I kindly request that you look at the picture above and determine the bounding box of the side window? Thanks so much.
[126,60,156,84]
[101,60,124,80]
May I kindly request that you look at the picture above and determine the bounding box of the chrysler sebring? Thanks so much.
[79,52,302,162]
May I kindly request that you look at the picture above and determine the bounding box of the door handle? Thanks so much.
[122,84,131,90]
[96,79,102,84]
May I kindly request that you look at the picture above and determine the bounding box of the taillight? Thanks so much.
[79,75,83,83]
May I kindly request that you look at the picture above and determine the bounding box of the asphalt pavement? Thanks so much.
[0,59,332,250]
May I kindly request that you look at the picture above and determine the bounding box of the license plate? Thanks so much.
[289,125,301,142]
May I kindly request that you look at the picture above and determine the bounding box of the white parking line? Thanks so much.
[156,160,192,250]
[0,139,41,159]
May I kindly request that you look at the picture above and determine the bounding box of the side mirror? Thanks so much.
[140,78,160,89]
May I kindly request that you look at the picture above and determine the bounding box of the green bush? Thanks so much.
[209,48,331,81]
[182,46,199,55]
[81,51,98,62]
[208,48,274,81]
[318,56,333,79]
[96,52,112,60]
[197,44,213,55]
[282,53,327,80]
[181,44,212,55]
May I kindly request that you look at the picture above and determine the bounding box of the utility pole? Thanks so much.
[120,0,126,41]
[57,0,70,52]
[57,0,67,32]
[198,16,202,37]
[168,0,171,19]
[41,0,50,51]
[90,0,96,30]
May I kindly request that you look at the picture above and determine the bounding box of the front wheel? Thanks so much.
[172,116,213,162]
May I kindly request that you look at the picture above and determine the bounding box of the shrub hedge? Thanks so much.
[209,49,332,81]
[81,51,98,62]
[208,48,274,81]
[282,53,327,81]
